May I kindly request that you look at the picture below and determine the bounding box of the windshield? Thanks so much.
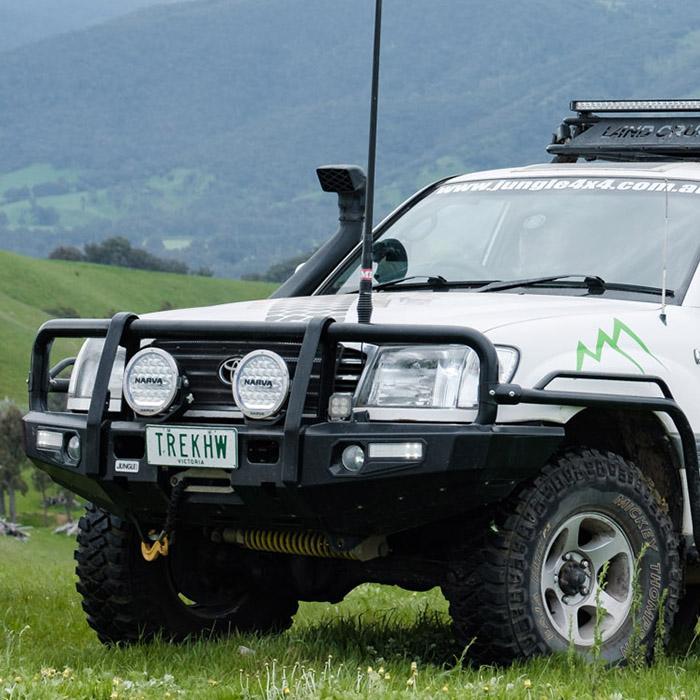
[324,176,700,297]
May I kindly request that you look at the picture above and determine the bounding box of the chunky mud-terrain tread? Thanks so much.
[443,448,681,665]
[75,504,298,645]
[75,505,151,644]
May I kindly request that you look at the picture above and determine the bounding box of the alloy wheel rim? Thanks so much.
[540,511,634,646]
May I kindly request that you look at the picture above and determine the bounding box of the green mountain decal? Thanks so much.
[576,319,661,373]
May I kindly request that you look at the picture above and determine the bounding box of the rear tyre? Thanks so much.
[75,503,298,644]
[442,448,680,665]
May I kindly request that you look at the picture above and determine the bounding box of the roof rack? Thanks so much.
[547,100,700,163]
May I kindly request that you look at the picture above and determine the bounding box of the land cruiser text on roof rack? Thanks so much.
[548,98,700,162]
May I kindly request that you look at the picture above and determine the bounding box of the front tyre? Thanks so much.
[75,504,298,645]
[443,448,680,665]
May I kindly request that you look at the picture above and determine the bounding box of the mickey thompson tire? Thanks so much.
[442,448,681,665]
[75,504,298,645]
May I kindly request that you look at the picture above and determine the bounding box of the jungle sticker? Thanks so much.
[436,178,700,195]
[114,459,140,474]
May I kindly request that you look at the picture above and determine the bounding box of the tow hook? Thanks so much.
[140,478,186,562]
[141,534,170,561]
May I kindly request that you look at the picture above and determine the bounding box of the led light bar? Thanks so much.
[36,429,64,451]
[368,442,424,460]
[572,100,700,113]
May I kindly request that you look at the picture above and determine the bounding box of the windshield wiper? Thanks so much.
[477,274,607,293]
[373,275,498,291]
[595,282,674,297]
[476,274,673,297]
[372,275,449,290]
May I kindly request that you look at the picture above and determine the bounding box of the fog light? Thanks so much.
[368,442,424,460]
[37,429,63,451]
[328,392,353,421]
[341,445,365,472]
[66,435,81,462]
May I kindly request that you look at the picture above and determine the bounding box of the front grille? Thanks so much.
[334,346,366,394]
[154,340,367,418]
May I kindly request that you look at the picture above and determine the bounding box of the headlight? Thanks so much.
[356,345,518,409]
[232,349,290,419]
[68,339,126,412]
[123,348,181,416]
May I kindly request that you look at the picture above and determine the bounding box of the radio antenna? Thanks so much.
[357,0,383,324]
[660,177,669,324]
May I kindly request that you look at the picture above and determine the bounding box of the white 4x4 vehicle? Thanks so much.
[23,100,700,664]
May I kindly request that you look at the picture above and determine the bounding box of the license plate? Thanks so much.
[145,425,238,469]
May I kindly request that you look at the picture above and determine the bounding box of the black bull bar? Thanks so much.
[26,312,700,547]
[28,313,502,479]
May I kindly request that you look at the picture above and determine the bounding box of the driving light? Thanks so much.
[328,392,353,421]
[66,435,81,462]
[572,99,700,112]
[368,442,423,460]
[123,348,180,416]
[37,429,63,451]
[232,350,290,419]
[341,445,365,472]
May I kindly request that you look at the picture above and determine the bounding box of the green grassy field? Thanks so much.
[0,250,275,406]
[1,531,700,699]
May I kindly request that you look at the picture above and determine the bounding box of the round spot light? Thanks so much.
[123,347,180,416]
[341,445,365,473]
[66,435,81,462]
[232,350,290,419]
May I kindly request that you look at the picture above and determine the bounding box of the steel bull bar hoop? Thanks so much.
[29,313,502,482]
[29,318,112,412]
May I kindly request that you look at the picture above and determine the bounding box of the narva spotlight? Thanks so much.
[123,348,180,416]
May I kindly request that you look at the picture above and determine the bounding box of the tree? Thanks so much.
[242,251,312,283]
[32,468,54,526]
[3,186,30,204]
[59,489,77,522]
[31,204,60,226]
[49,245,84,261]
[81,236,190,274]
[0,401,29,522]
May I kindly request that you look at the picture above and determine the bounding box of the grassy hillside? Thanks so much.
[0,250,275,405]
[3,1,700,275]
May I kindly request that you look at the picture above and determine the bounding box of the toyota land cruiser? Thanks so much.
[24,100,700,664]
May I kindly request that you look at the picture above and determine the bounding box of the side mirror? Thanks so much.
[373,238,407,283]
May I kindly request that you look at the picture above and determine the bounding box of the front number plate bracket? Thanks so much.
[145,425,238,469]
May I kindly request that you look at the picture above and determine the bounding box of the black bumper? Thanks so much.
[24,411,563,534]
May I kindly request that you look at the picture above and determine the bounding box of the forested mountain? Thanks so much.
[1,0,700,276]
[0,0,182,52]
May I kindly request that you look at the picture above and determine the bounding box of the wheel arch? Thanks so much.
[562,407,685,531]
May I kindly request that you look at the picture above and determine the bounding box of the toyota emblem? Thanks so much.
[218,356,243,386]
